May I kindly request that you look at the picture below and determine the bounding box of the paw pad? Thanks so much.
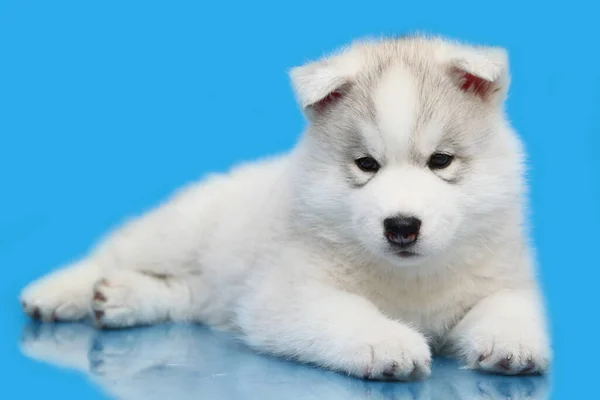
[497,355,512,371]
[93,290,106,302]
[31,307,41,320]
[93,309,105,324]
[381,361,398,378]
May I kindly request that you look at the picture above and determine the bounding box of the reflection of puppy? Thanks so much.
[21,323,550,400]
[21,35,550,380]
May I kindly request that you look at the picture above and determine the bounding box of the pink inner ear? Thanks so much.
[312,90,343,112]
[453,68,493,99]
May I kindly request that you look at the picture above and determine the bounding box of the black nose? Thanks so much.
[383,216,421,247]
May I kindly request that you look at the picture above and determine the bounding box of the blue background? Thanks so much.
[0,0,598,399]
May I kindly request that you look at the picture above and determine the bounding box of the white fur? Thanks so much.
[373,66,418,148]
[290,43,367,108]
[435,41,508,82]
[20,35,550,380]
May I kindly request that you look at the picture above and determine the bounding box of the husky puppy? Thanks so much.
[20,35,551,381]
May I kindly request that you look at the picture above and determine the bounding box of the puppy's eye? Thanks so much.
[355,157,380,173]
[428,153,454,170]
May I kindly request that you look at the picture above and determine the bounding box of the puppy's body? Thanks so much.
[21,35,550,380]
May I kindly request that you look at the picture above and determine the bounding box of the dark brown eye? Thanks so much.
[355,157,380,173]
[428,153,454,169]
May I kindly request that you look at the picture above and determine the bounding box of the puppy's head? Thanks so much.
[290,36,525,269]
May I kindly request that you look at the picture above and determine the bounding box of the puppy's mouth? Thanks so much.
[395,250,420,258]
[390,249,422,259]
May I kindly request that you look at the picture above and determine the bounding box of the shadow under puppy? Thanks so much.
[21,323,551,400]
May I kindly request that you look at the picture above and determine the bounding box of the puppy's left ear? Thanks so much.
[289,45,364,118]
[441,43,510,105]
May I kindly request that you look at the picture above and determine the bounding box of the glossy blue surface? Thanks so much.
[1,0,599,399]
[16,322,549,400]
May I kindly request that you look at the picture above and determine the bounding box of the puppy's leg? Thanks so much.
[237,283,432,381]
[445,289,551,375]
[21,261,100,321]
[90,270,204,328]
[21,183,214,326]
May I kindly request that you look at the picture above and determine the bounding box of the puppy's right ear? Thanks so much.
[289,46,363,118]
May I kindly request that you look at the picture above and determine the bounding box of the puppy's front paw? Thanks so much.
[92,277,141,329]
[454,319,550,375]
[344,323,432,381]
